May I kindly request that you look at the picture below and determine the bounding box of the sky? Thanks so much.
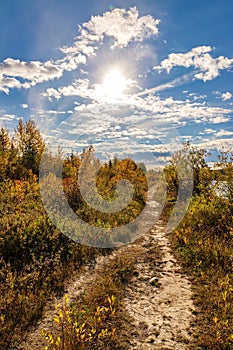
[0,0,233,167]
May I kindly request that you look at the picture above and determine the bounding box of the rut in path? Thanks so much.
[21,221,196,350]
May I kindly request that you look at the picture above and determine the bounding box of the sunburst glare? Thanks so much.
[102,69,128,99]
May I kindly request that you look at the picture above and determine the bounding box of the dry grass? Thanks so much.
[171,194,233,350]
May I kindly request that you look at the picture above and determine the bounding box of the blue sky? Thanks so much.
[0,0,233,167]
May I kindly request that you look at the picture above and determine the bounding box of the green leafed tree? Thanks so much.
[0,127,11,181]
[164,142,211,199]
[13,119,45,177]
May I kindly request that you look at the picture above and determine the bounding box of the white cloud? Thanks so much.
[44,88,62,101]
[131,95,232,127]
[207,116,230,124]
[42,94,232,153]
[58,7,160,77]
[0,58,64,93]
[216,129,233,137]
[43,76,136,103]
[20,104,29,109]
[61,7,160,58]
[39,91,233,161]
[1,58,62,80]
[1,113,17,120]
[0,7,160,95]
[154,46,233,81]
[47,110,67,115]
[58,54,86,72]
[82,7,160,48]
[42,79,93,101]
[221,91,232,101]
[198,138,233,151]
[137,73,192,96]
[0,73,23,94]
[199,128,216,135]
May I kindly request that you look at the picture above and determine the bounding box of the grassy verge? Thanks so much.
[0,180,104,350]
[41,250,137,350]
[0,157,147,349]
[170,194,233,350]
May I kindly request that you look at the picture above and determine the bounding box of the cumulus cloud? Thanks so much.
[83,7,160,48]
[154,46,233,81]
[44,88,62,101]
[0,58,64,93]
[59,7,160,77]
[1,58,62,81]
[221,91,232,101]
[0,7,160,95]
[58,54,86,72]
[0,73,23,94]
[43,79,97,101]
[61,7,160,57]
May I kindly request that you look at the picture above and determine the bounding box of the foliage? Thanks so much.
[41,244,146,350]
[0,119,45,180]
[215,149,233,201]
[0,179,101,349]
[164,142,210,200]
[63,146,148,227]
[0,127,11,181]
[1,118,232,350]
[14,119,45,176]
[0,120,148,348]
[42,295,117,350]
[172,155,233,349]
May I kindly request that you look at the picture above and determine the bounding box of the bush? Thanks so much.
[0,180,101,349]
[42,295,117,350]
[173,193,233,349]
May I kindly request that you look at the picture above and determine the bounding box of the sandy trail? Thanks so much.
[123,221,196,349]
[21,221,196,350]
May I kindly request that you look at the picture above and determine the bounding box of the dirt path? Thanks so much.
[123,221,196,349]
[21,221,196,350]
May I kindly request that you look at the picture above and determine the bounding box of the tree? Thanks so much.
[0,127,11,181]
[164,142,210,199]
[13,119,45,176]
[215,149,233,201]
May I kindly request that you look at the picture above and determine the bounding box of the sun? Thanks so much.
[102,69,128,99]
